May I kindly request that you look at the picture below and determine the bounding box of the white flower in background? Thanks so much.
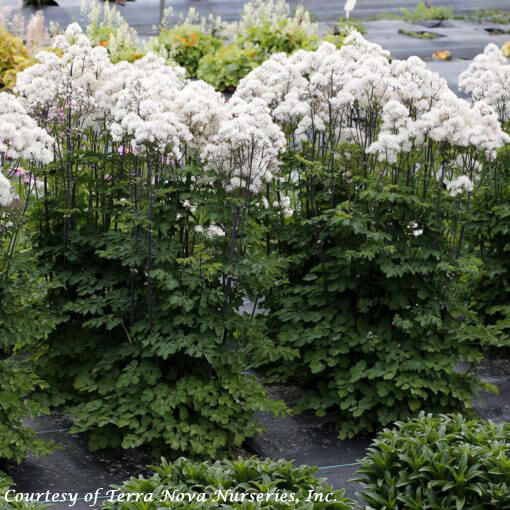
[272,194,294,217]
[0,172,13,207]
[445,175,474,197]
[202,97,286,193]
[225,0,317,41]
[344,0,357,19]
[182,200,197,213]
[0,92,54,164]
[459,43,510,121]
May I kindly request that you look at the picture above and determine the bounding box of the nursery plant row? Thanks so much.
[0,0,509,508]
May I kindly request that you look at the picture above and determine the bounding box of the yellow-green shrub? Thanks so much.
[0,29,34,90]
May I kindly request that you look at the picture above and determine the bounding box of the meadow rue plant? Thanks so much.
[0,94,55,466]
[459,43,510,351]
[233,31,510,438]
[13,24,285,456]
[459,43,510,122]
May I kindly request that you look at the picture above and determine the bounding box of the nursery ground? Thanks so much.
[6,359,510,508]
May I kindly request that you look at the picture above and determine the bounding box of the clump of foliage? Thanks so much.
[0,358,54,464]
[400,2,453,23]
[266,191,488,438]
[0,29,34,90]
[466,146,510,350]
[103,457,355,509]
[197,45,260,92]
[356,413,510,509]
[235,18,317,57]
[151,0,320,91]
[459,9,510,25]
[398,28,443,40]
[149,26,222,78]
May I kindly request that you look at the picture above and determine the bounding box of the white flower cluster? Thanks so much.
[459,43,510,121]
[97,54,191,156]
[273,194,293,218]
[14,24,281,192]
[195,223,225,238]
[0,92,53,164]
[445,175,474,197]
[15,23,111,123]
[202,97,286,193]
[236,31,509,165]
[0,171,12,207]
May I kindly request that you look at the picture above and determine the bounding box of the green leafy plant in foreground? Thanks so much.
[355,413,510,509]
[103,457,355,509]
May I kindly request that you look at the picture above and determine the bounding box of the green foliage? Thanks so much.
[236,19,318,57]
[466,146,510,350]
[0,202,56,463]
[400,2,453,23]
[149,27,222,78]
[28,131,285,457]
[85,1,144,63]
[0,472,42,510]
[103,457,355,509]
[459,9,510,25]
[0,29,34,90]
[266,191,486,439]
[197,45,260,92]
[355,413,510,509]
[0,357,54,464]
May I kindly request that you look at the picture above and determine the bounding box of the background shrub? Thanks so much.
[355,413,510,509]
[149,26,222,78]
[0,29,33,90]
[197,45,260,92]
[103,457,355,509]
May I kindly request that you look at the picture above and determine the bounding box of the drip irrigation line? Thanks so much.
[35,427,73,434]
[318,461,360,469]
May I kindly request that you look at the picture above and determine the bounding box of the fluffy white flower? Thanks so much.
[202,97,286,193]
[0,172,13,207]
[16,23,111,125]
[446,175,474,197]
[0,92,54,164]
[459,43,510,121]
[203,223,225,238]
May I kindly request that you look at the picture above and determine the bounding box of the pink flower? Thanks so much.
[15,167,26,176]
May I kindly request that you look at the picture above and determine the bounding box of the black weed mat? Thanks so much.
[6,414,152,510]
[4,358,510,507]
